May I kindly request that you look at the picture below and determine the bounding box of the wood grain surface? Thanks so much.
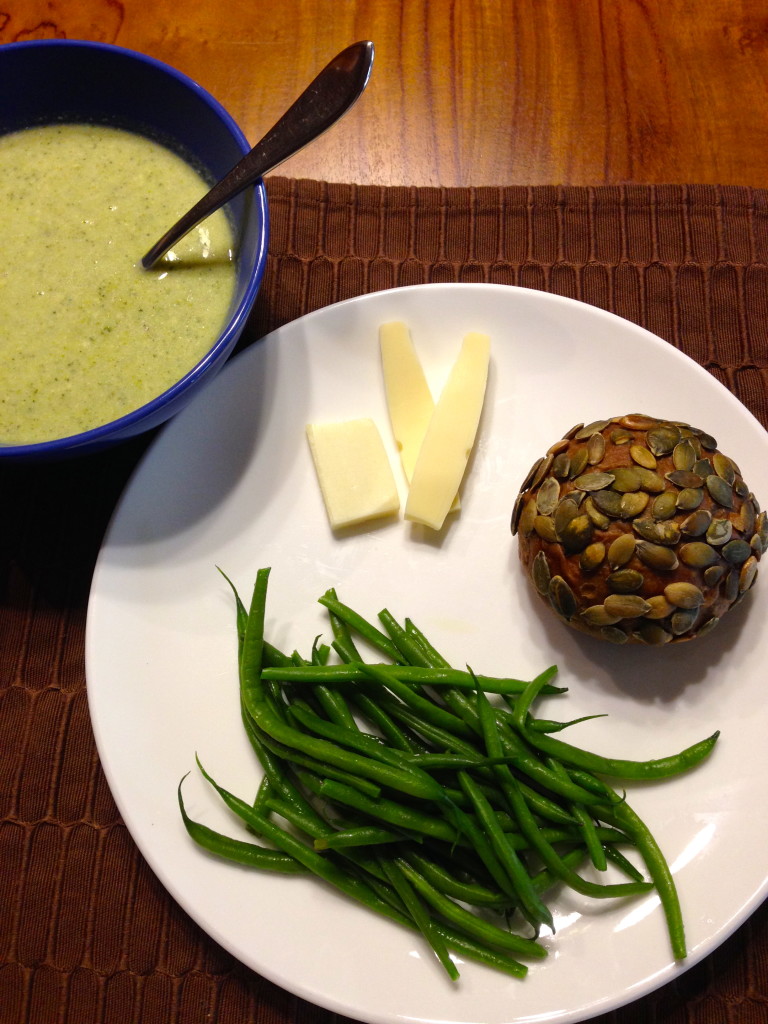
[2,0,767,188]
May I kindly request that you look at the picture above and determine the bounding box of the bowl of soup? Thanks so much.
[0,39,269,461]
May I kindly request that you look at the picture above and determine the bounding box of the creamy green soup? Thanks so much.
[0,123,238,444]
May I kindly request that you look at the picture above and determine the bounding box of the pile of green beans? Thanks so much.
[179,566,719,980]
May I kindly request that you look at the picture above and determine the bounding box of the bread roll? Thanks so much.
[511,414,764,644]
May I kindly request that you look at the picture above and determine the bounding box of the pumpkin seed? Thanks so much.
[547,438,571,457]
[679,541,720,568]
[620,491,650,518]
[651,491,679,520]
[692,428,718,451]
[534,515,559,543]
[676,487,704,511]
[584,496,611,530]
[603,593,652,618]
[670,608,699,635]
[511,491,525,534]
[636,540,679,571]
[645,594,674,619]
[607,568,644,593]
[593,489,624,517]
[619,414,660,430]
[695,616,720,638]
[517,496,537,536]
[703,564,726,587]
[724,570,740,602]
[739,556,758,592]
[713,452,736,485]
[610,428,633,445]
[634,622,673,645]
[575,419,612,440]
[722,538,752,566]
[751,533,764,557]
[633,518,681,545]
[757,511,768,547]
[672,439,697,471]
[549,575,577,619]
[706,474,734,508]
[692,458,714,477]
[610,467,642,493]
[568,447,590,479]
[531,455,554,491]
[531,550,551,595]
[630,444,657,469]
[733,476,750,499]
[573,471,616,491]
[563,422,584,440]
[607,533,636,568]
[559,514,594,554]
[634,467,666,493]
[601,625,630,644]
[731,497,757,535]
[705,518,733,546]
[553,496,581,537]
[581,603,622,626]
[647,423,681,455]
[664,581,705,609]
[580,541,606,571]
[536,476,560,515]
[587,432,606,465]
[680,509,712,536]
[551,452,571,479]
[665,470,704,489]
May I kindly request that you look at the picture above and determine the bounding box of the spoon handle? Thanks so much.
[142,40,374,268]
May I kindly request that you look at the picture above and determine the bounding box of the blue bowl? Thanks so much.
[0,39,268,461]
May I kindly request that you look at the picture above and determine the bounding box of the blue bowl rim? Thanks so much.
[0,38,269,458]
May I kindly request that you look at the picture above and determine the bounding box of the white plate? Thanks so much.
[86,283,768,1024]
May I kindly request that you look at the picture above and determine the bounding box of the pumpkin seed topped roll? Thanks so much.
[511,414,765,645]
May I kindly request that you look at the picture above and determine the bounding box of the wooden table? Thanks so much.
[2,3,768,1024]
[4,0,768,187]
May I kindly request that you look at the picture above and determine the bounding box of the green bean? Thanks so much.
[394,859,547,959]
[346,687,425,753]
[287,699,417,770]
[318,778,461,843]
[477,690,654,900]
[185,567,717,976]
[457,769,554,932]
[603,843,646,883]
[314,825,406,850]
[196,758,411,924]
[511,667,720,781]
[178,775,306,874]
[317,595,403,662]
[251,723,384,799]
[603,799,686,960]
[430,923,528,978]
[403,849,512,908]
[324,588,364,663]
[359,664,477,739]
[546,757,607,872]
[380,857,459,980]
[261,662,559,695]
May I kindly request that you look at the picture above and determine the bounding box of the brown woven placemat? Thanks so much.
[1,179,767,1024]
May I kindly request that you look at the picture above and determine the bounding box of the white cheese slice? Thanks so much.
[380,321,460,510]
[379,321,436,482]
[306,418,400,529]
[404,332,490,530]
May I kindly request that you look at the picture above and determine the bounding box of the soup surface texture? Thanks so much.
[0,123,237,444]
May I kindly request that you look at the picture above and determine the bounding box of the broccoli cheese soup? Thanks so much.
[0,123,238,444]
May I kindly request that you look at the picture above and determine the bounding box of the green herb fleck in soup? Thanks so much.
[0,123,238,444]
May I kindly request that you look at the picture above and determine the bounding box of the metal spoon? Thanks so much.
[141,40,374,269]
